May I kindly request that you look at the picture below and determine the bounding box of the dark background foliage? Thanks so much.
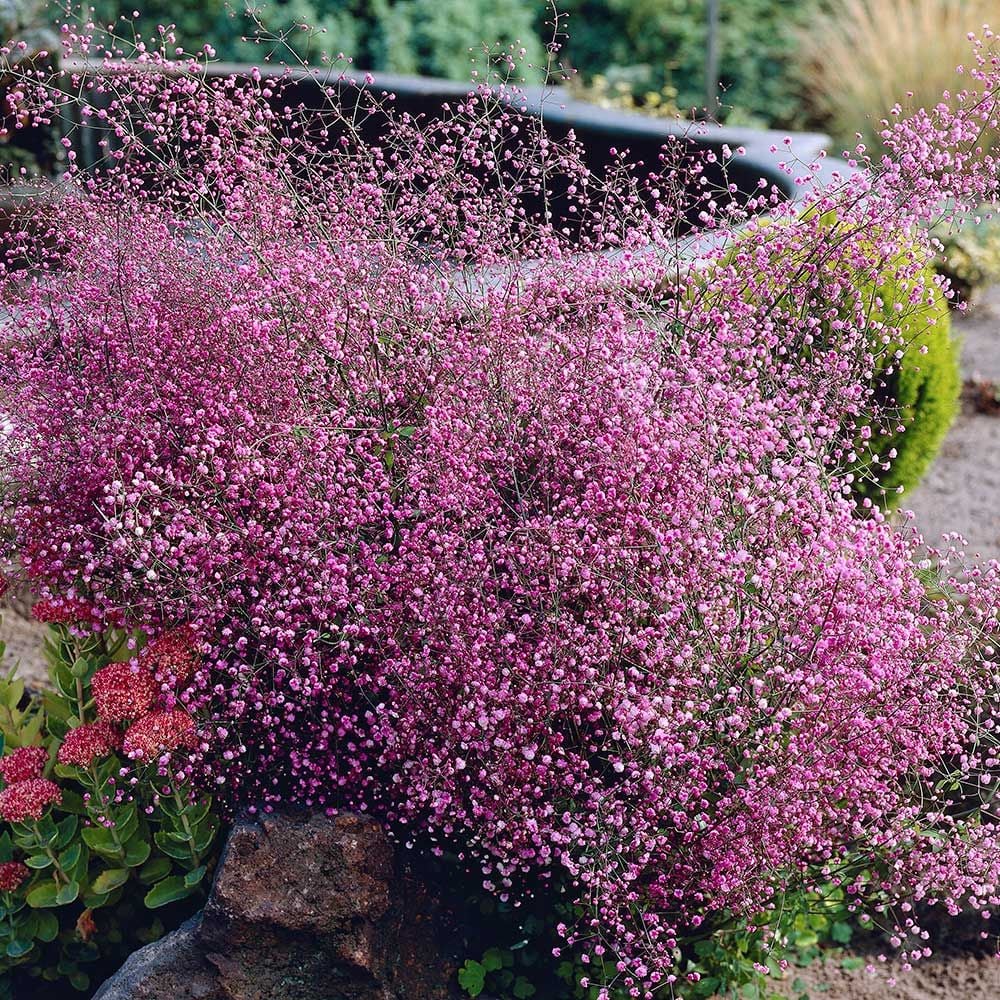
[86,0,816,125]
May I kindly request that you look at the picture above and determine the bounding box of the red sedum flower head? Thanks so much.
[122,711,197,761]
[31,596,95,625]
[0,746,49,785]
[91,661,159,723]
[57,722,120,768]
[139,626,200,686]
[0,861,28,892]
[0,778,61,823]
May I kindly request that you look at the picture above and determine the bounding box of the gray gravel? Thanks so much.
[902,286,1000,561]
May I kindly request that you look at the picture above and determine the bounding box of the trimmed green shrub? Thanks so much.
[703,218,960,508]
[855,266,959,506]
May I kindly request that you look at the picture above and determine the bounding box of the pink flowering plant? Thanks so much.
[0,611,218,996]
[0,9,999,999]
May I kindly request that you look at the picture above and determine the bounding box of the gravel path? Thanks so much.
[775,951,1000,999]
[0,590,48,689]
[902,285,1000,560]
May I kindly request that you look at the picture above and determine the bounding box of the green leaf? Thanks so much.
[512,976,536,999]
[116,805,139,844]
[54,662,76,701]
[81,826,119,855]
[55,880,80,906]
[95,757,119,786]
[55,814,78,850]
[124,837,151,868]
[59,842,82,872]
[841,956,865,972]
[183,865,207,888]
[143,876,195,909]
[5,939,32,958]
[457,960,486,998]
[34,911,59,943]
[67,844,90,884]
[481,948,504,973]
[25,882,60,908]
[81,889,110,910]
[35,815,57,845]
[186,798,212,827]
[68,971,90,991]
[90,868,129,894]
[57,790,87,816]
[70,658,90,679]
[18,710,44,746]
[3,679,24,711]
[830,921,853,945]
[153,832,192,861]
[193,820,217,853]
[24,855,52,870]
[156,795,180,819]
[137,857,172,885]
[793,931,818,949]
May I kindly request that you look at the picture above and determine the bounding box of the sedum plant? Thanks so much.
[0,606,219,997]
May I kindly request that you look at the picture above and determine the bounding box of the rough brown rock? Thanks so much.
[94,812,460,1000]
[91,914,223,1000]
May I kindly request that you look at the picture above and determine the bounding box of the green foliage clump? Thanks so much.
[854,266,959,507]
[707,215,959,508]
[0,622,221,998]
[90,0,546,82]
[556,0,815,125]
[453,874,861,1000]
[85,1,818,122]
[932,212,1000,304]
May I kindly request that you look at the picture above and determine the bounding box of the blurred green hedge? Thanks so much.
[91,0,547,81]
[89,1,815,125]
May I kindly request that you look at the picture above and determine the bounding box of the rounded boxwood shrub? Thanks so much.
[855,266,959,506]
[706,221,959,507]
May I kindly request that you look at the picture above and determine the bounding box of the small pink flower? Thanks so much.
[0,861,28,892]
[0,778,61,823]
[140,626,200,686]
[122,711,198,761]
[57,722,120,768]
[92,661,159,723]
[0,746,49,785]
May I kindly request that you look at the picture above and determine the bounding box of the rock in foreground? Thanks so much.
[94,812,459,1000]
